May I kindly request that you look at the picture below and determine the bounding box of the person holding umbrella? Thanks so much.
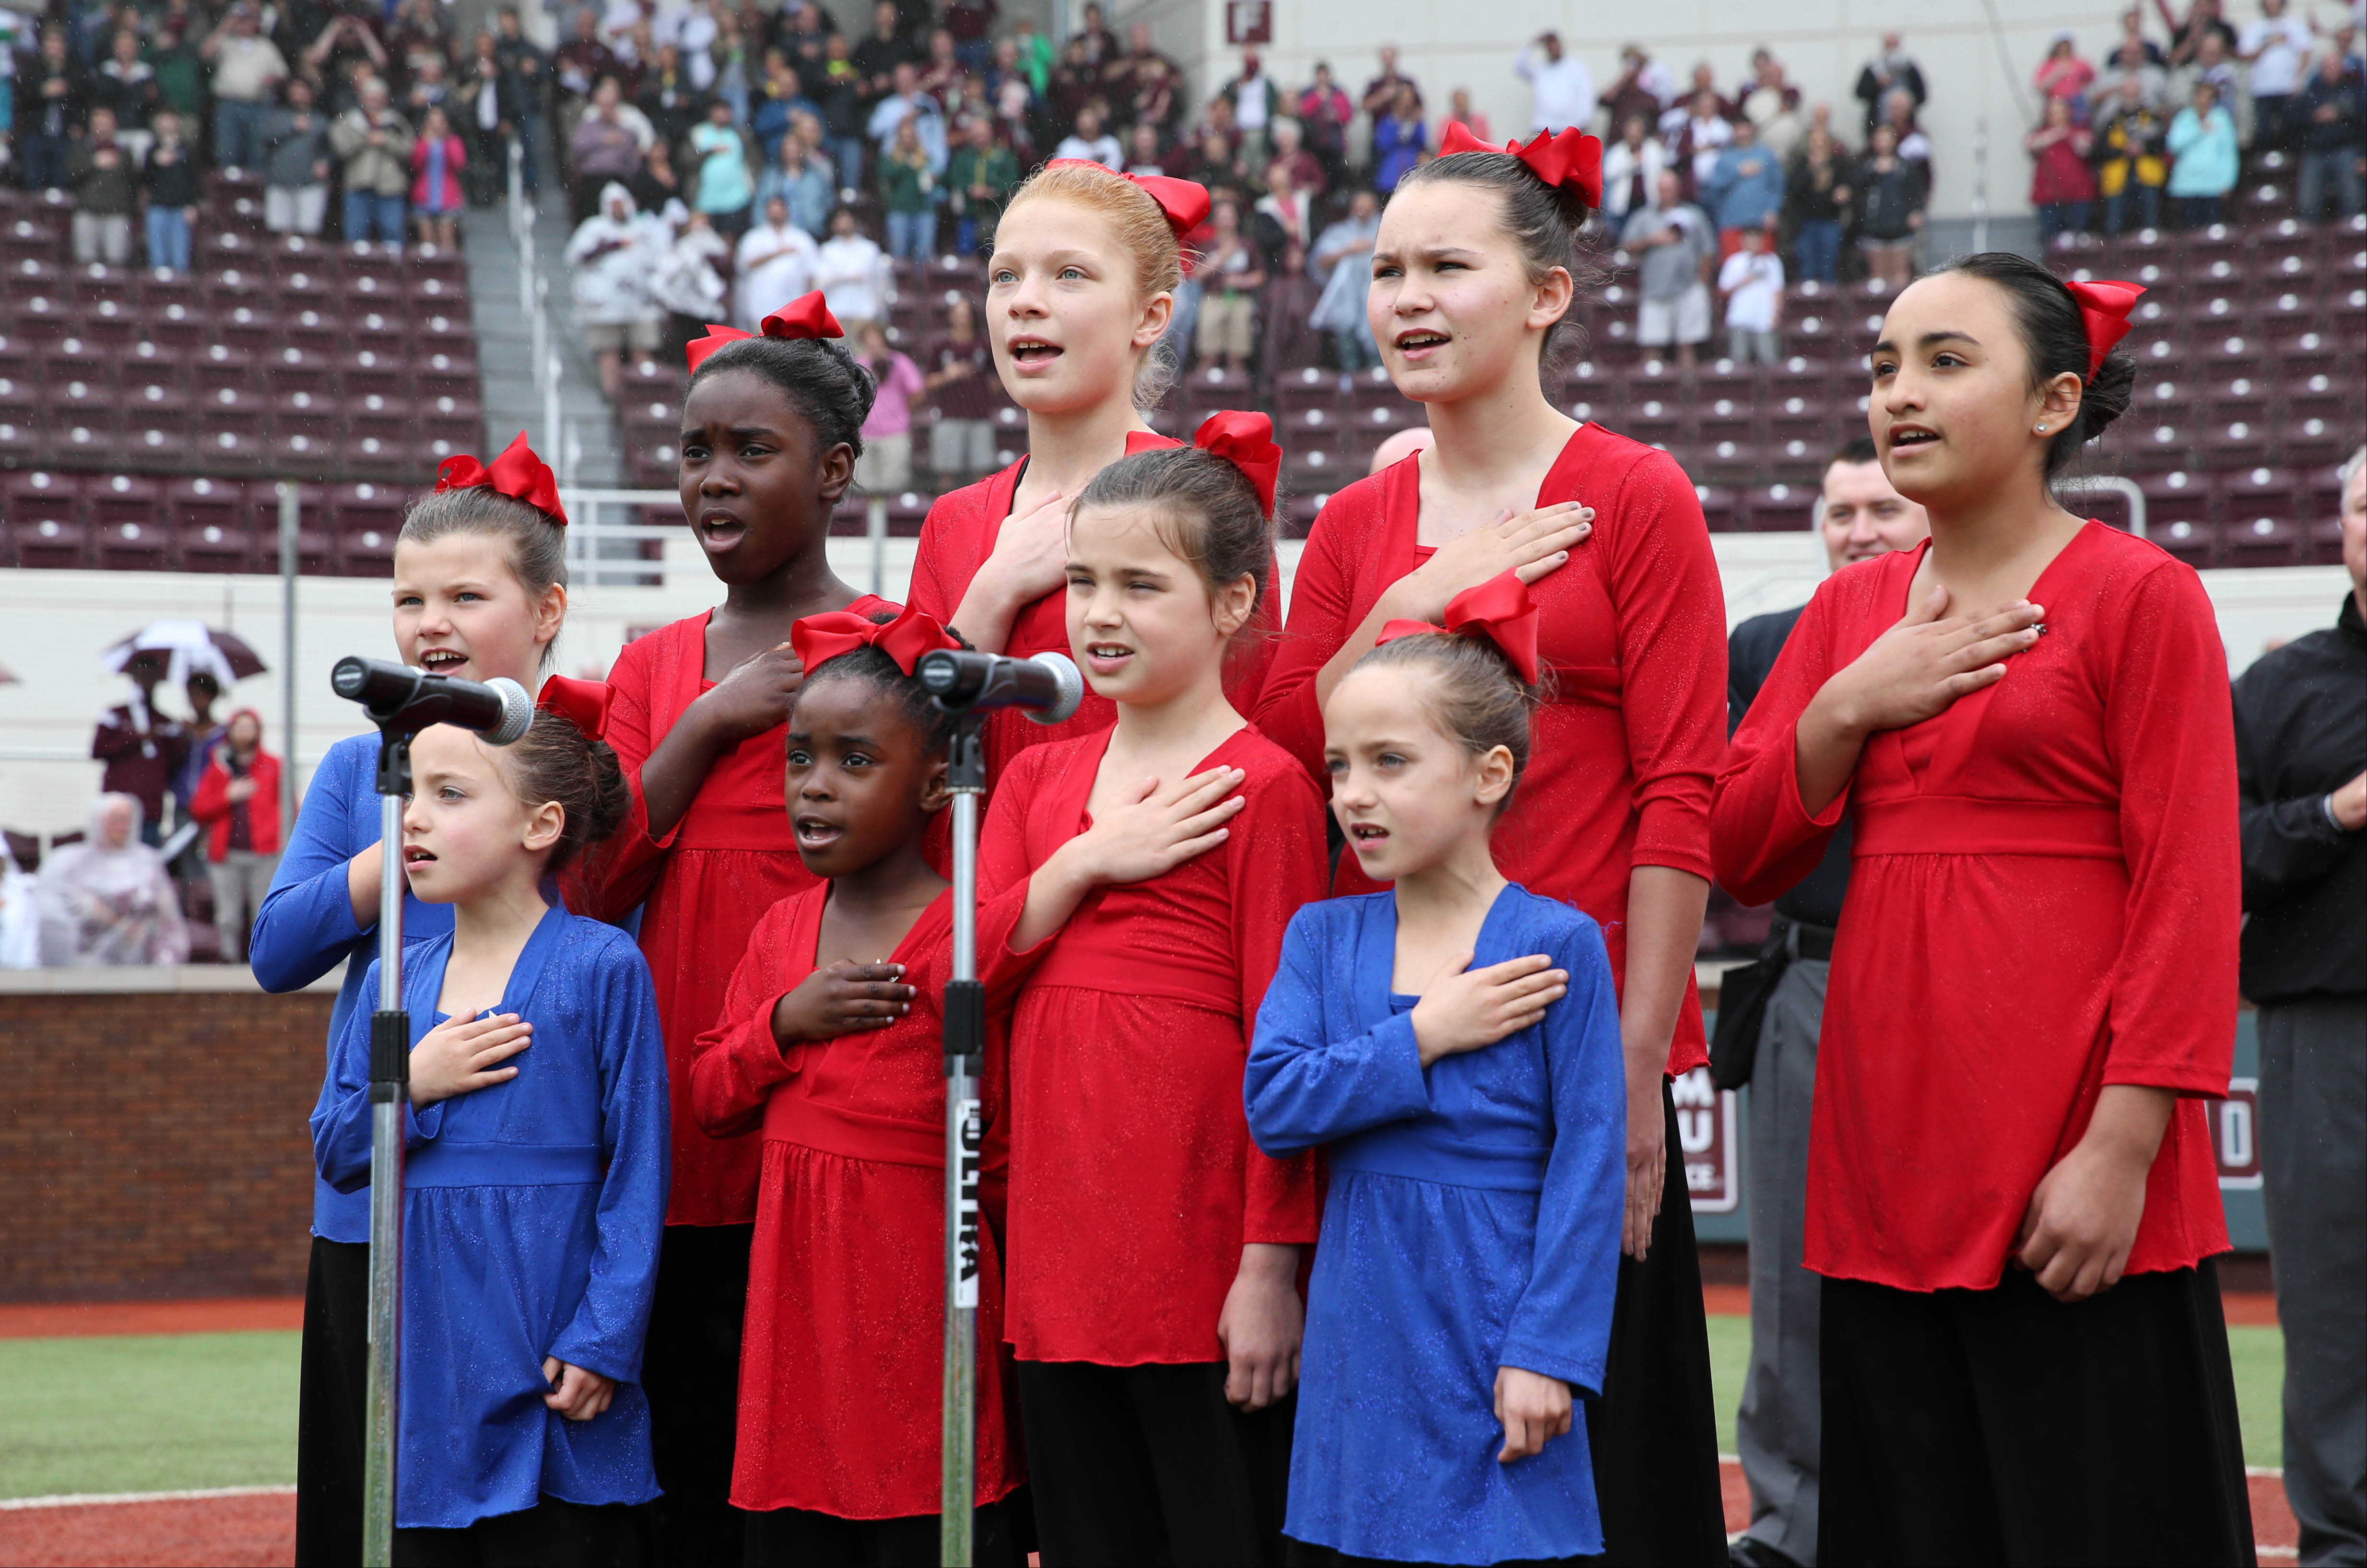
[96,622,271,850]
[92,650,189,848]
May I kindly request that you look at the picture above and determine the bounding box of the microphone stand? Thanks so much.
[938,709,986,1568]
[325,656,533,1566]
[362,724,412,1568]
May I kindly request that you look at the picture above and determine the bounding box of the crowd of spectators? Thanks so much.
[536,16,1973,428]
[0,0,559,262]
[11,0,2360,422]
[2026,2,2365,241]
[528,3,2361,448]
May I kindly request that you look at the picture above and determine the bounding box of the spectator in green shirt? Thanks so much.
[945,115,1018,255]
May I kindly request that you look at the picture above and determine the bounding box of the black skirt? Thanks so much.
[1014,1359,1294,1567]
[742,1490,1028,1568]
[1820,1259,2256,1566]
[640,1221,755,1568]
[296,1235,371,1568]
[1581,1078,1732,1567]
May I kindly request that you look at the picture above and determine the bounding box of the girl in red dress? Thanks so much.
[576,294,893,1563]
[1253,127,1730,1564]
[976,417,1324,1565]
[1712,255,2251,1564]
[688,604,1029,1567]
[906,160,1281,779]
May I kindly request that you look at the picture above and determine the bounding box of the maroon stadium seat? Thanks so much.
[4,470,91,568]
[2153,517,2220,568]
[1741,481,1812,532]
[169,477,255,573]
[2225,514,2304,568]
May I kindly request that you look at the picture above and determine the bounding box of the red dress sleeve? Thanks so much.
[1711,579,1854,906]
[1253,480,1385,782]
[686,894,818,1139]
[907,480,990,626]
[1600,453,1726,881]
[1228,762,1327,1246]
[2099,563,2241,1096]
[571,628,679,922]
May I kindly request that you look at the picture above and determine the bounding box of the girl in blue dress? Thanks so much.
[313,706,669,1563]
[1245,573,1627,1567]
[252,434,572,1568]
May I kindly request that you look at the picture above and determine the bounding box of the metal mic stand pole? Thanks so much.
[939,709,986,1568]
[362,727,412,1568]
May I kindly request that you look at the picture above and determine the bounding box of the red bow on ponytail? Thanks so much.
[537,675,612,741]
[686,291,845,373]
[1437,121,1604,211]
[1043,160,1214,240]
[1193,410,1282,515]
[789,602,962,676]
[1376,571,1542,685]
[436,432,567,527]
[2064,279,2145,378]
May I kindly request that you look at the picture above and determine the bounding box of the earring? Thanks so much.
[2035,423,2048,433]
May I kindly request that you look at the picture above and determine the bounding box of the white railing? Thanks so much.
[508,140,571,485]
[2057,475,2148,539]
[557,489,681,589]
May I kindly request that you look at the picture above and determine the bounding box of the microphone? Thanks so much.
[917,650,1085,725]
[330,657,535,744]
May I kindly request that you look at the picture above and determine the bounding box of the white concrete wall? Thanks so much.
[1141,0,2169,222]
[0,534,2344,840]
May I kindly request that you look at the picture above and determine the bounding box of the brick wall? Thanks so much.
[0,989,331,1303]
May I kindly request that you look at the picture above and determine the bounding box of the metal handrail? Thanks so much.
[555,488,683,590]
[2056,474,2148,540]
[508,139,569,484]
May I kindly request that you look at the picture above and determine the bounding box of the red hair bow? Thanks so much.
[1376,570,1542,685]
[435,432,567,527]
[1193,410,1282,515]
[789,601,961,677]
[2064,279,2145,378]
[1437,121,1604,211]
[1044,159,1214,241]
[685,291,845,373]
[537,675,612,741]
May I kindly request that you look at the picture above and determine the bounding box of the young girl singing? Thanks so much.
[574,293,888,1558]
[907,160,1282,778]
[1713,257,2250,1564]
[1255,127,1729,1563]
[312,701,668,1563]
[1246,576,1627,1567]
[977,415,1324,1566]
[253,434,570,1568]
[688,604,1028,1567]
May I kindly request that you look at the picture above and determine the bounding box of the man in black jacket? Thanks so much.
[1723,435,1928,1568]
[2231,444,2366,1568]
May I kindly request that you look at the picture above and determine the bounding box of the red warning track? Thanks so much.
[0,1472,2300,1567]
[0,1491,293,1567]
[0,1298,304,1339]
[0,1288,2292,1565]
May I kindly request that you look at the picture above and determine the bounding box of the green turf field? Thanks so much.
[0,1331,300,1499]
[0,1318,2286,1500]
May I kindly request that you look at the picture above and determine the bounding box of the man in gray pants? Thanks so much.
[1721,437,1927,1568]
[2233,445,2366,1568]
